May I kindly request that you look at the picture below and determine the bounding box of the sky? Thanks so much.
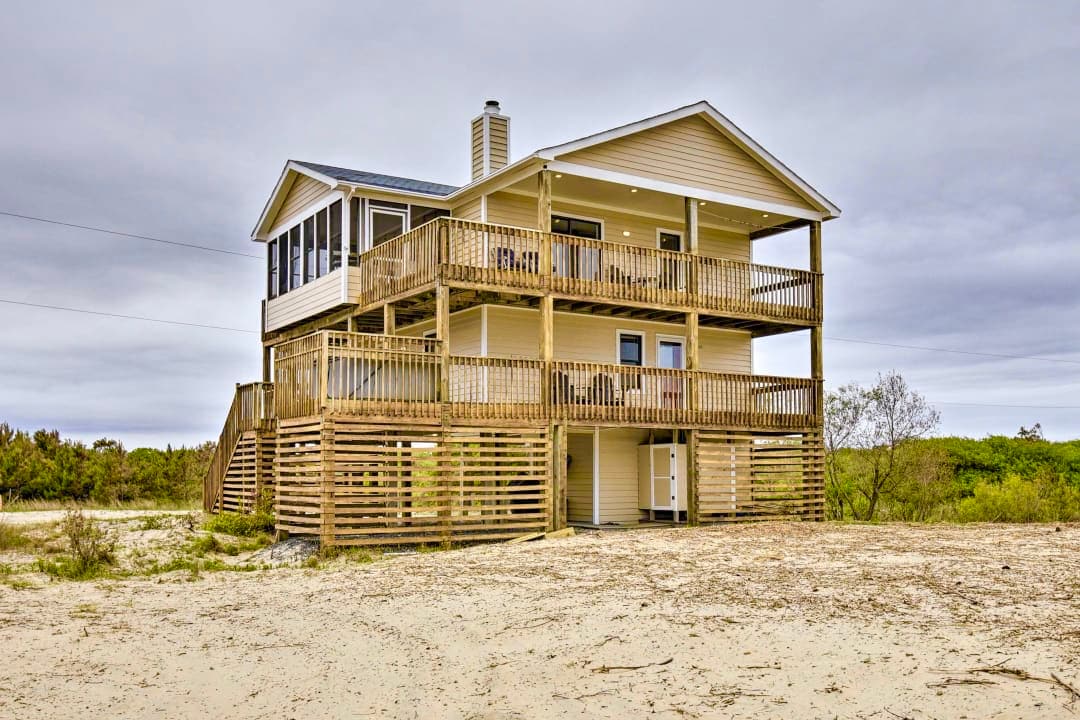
[1,1,1078,446]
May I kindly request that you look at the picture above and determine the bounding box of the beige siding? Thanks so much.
[395,306,482,356]
[471,118,484,181]
[485,192,750,262]
[265,270,344,331]
[597,428,650,524]
[275,175,329,229]
[560,115,813,210]
[566,432,594,524]
[488,115,509,172]
[452,196,484,221]
[484,306,750,373]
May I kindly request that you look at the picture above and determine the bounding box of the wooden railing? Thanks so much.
[350,218,819,324]
[203,382,275,512]
[274,331,820,429]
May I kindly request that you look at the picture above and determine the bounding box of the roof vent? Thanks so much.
[471,101,510,180]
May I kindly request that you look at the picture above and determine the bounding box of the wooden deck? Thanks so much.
[272,330,821,430]
[350,218,821,327]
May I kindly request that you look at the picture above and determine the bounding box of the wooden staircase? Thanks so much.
[204,382,276,513]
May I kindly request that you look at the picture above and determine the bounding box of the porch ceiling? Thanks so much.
[504,172,807,238]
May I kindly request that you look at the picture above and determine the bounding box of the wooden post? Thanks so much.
[685,311,699,421]
[319,331,329,411]
[537,169,552,233]
[436,284,450,402]
[553,424,567,530]
[809,221,823,381]
[686,429,699,525]
[684,197,700,295]
[383,303,396,336]
[539,294,553,406]
[261,345,271,384]
[320,418,335,548]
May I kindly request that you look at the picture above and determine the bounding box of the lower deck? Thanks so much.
[211,413,824,547]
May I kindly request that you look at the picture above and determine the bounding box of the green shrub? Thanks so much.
[37,510,118,580]
[956,472,1080,523]
[0,521,33,551]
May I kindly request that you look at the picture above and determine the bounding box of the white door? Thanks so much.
[651,445,676,510]
[656,336,686,410]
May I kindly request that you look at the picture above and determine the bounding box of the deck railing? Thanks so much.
[203,382,275,512]
[349,218,820,323]
[273,331,820,429]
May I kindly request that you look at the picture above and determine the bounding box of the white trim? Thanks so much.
[480,194,488,222]
[592,426,600,526]
[267,191,344,244]
[340,190,351,303]
[365,204,408,253]
[547,160,826,222]
[615,329,646,366]
[656,227,684,251]
[656,334,687,370]
[536,101,840,218]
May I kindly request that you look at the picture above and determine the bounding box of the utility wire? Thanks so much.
[929,400,1080,410]
[826,336,1080,366]
[0,299,258,334]
[0,210,261,259]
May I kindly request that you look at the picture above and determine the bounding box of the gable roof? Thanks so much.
[293,161,459,197]
[536,101,840,218]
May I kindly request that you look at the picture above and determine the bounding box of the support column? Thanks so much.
[436,284,450,402]
[383,303,396,335]
[554,424,568,530]
[537,169,552,233]
[685,311,699,417]
[810,220,823,381]
[261,345,271,384]
[320,418,335,548]
[684,197,700,295]
[809,220,824,522]
[686,429,699,525]
[540,294,553,403]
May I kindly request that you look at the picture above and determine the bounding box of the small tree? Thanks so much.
[824,371,940,521]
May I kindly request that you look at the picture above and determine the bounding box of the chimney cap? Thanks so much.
[484,100,501,114]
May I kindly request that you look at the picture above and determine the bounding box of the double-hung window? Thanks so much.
[617,331,644,391]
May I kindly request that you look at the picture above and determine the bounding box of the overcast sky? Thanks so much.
[2,1,1078,446]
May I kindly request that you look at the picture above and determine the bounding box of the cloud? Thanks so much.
[1,0,1077,444]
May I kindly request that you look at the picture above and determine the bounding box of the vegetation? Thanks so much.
[0,423,212,506]
[826,373,1080,522]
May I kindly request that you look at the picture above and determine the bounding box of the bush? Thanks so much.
[956,472,1080,523]
[38,510,118,580]
[203,490,275,537]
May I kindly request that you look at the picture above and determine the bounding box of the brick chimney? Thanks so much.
[470,100,509,181]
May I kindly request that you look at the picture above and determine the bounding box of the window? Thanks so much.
[316,208,329,277]
[268,239,280,297]
[277,233,288,296]
[303,217,315,283]
[288,226,301,290]
[329,200,342,271]
[552,215,602,280]
[349,198,361,265]
[410,205,450,228]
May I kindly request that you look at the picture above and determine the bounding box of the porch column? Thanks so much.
[809,221,823,381]
[592,426,600,526]
[684,197,700,296]
[436,284,450,402]
[537,169,552,232]
[383,303,396,335]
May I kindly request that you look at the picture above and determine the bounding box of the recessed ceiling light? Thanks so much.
[630,188,638,193]
[555,174,562,179]
[622,231,631,237]
[699,201,707,206]
[762,213,769,218]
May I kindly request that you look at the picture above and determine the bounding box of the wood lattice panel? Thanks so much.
[276,418,552,546]
[696,430,823,522]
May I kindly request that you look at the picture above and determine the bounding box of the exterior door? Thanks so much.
[657,337,685,409]
[658,231,683,291]
[652,445,675,510]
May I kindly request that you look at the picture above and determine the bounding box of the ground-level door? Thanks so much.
[638,443,688,520]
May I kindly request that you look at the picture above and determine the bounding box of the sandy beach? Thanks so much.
[1,522,1077,719]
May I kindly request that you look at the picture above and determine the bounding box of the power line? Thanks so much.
[0,210,261,259]
[929,400,1080,410]
[826,336,1080,366]
[0,299,258,334]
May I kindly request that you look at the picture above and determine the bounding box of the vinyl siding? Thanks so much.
[275,175,329,229]
[452,196,484,221]
[395,306,483,356]
[597,428,651,524]
[470,118,485,181]
[265,270,344,331]
[484,306,751,373]
[484,192,750,262]
[566,432,594,524]
[560,115,814,211]
[488,115,509,172]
